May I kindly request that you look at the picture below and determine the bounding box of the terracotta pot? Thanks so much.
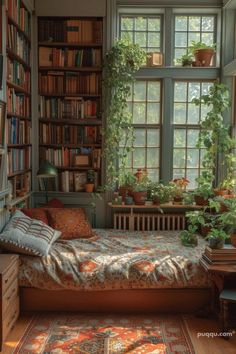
[133,191,147,205]
[194,195,208,206]
[119,186,133,202]
[193,48,214,67]
[173,196,183,205]
[213,188,229,197]
[153,196,161,205]
[200,225,211,237]
[85,183,94,193]
[230,233,236,247]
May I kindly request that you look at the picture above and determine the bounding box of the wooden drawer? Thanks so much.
[2,279,18,314]
[2,261,19,294]
[2,296,19,341]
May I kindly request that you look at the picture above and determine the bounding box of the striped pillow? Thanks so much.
[0,211,61,256]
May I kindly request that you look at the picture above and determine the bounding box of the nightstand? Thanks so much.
[0,254,20,350]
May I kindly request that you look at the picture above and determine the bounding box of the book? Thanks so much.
[202,253,236,265]
[205,245,236,254]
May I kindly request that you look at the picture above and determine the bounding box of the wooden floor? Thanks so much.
[1,314,236,354]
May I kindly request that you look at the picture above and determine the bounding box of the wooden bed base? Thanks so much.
[20,288,211,314]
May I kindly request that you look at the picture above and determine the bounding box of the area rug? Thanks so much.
[13,314,194,353]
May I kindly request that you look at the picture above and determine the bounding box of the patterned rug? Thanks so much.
[13,314,194,354]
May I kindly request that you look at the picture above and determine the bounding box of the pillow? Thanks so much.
[21,208,49,225]
[43,198,64,208]
[46,208,93,239]
[0,211,61,256]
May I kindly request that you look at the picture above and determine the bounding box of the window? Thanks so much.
[173,81,213,188]
[117,7,219,186]
[120,15,162,53]
[174,15,216,63]
[123,80,161,181]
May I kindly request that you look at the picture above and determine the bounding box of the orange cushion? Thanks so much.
[21,208,49,225]
[46,208,93,239]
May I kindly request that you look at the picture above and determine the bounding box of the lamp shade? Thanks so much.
[37,161,57,178]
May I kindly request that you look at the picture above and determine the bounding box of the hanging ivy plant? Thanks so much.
[103,39,146,189]
[193,82,236,191]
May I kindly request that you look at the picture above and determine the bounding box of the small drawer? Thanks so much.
[2,279,18,314]
[2,261,19,294]
[3,297,19,341]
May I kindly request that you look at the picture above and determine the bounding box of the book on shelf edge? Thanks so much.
[205,245,236,254]
[202,253,236,265]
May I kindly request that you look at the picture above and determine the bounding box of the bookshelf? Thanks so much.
[6,0,32,207]
[38,17,103,193]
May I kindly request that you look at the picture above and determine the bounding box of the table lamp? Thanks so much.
[37,160,57,203]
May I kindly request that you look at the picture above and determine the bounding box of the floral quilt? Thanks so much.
[19,229,210,291]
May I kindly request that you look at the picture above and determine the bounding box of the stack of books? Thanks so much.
[201,245,236,265]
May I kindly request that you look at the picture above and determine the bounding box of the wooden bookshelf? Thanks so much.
[38,16,103,193]
[6,0,32,205]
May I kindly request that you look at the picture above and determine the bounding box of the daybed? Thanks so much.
[0,206,211,313]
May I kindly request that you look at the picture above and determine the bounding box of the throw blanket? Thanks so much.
[19,229,209,290]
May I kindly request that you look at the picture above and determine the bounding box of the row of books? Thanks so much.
[38,72,100,95]
[7,58,31,91]
[39,124,101,145]
[39,147,102,169]
[6,117,31,144]
[39,97,99,119]
[7,24,30,64]
[7,146,31,174]
[39,47,102,67]
[7,88,31,116]
[9,171,31,199]
[201,245,236,265]
[6,0,30,35]
[38,19,102,44]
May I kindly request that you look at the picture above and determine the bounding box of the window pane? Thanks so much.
[187,103,200,124]
[202,17,214,31]
[189,17,201,31]
[187,169,199,189]
[121,31,133,42]
[148,18,160,31]
[135,32,147,47]
[174,82,187,102]
[148,32,160,47]
[187,149,200,167]
[173,149,186,168]
[148,81,160,100]
[188,32,200,46]
[133,148,145,168]
[134,82,146,101]
[175,16,187,31]
[175,32,187,47]
[147,103,160,124]
[188,83,200,101]
[134,129,146,147]
[148,169,159,182]
[187,129,199,147]
[173,169,186,179]
[133,103,146,124]
[174,129,186,147]
[147,148,159,167]
[135,17,147,31]
[174,103,187,124]
[121,17,133,31]
[147,129,159,147]
[201,32,214,45]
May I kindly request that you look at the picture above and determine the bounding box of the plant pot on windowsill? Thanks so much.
[133,191,147,205]
[85,183,94,193]
[208,237,225,249]
[173,196,183,205]
[194,195,209,206]
[193,48,215,67]
[213,188,229,197]
[119,186,133,202]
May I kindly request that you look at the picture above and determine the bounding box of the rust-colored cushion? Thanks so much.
[43,198,64,208]
[46,208,93,239]
[22,208,49,225]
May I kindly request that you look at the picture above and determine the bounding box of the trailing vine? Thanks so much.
[103,39,146,189]
[193,82,236,190]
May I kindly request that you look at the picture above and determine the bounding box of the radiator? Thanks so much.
[113,212,186,231]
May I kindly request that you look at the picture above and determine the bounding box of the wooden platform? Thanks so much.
[20,288,211,313]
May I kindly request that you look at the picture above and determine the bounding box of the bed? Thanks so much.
[19,229,211,313]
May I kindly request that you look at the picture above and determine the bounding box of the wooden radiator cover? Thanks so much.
[113,212,186,231]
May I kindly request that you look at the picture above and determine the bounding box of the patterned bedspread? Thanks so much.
[19,229,210,291]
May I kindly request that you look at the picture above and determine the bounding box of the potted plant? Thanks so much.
[132,174,149,205]
[190,41,216,66]
[180,226,198,247]
[103,39,146,189]
[206,228,229,249]
[217,198,236,247]
[171,177,189,204]
[193,182,214,206]
[176,52,194,67]
[118,170,136,201]
[85,169,95,193]
[150,182,173,205]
